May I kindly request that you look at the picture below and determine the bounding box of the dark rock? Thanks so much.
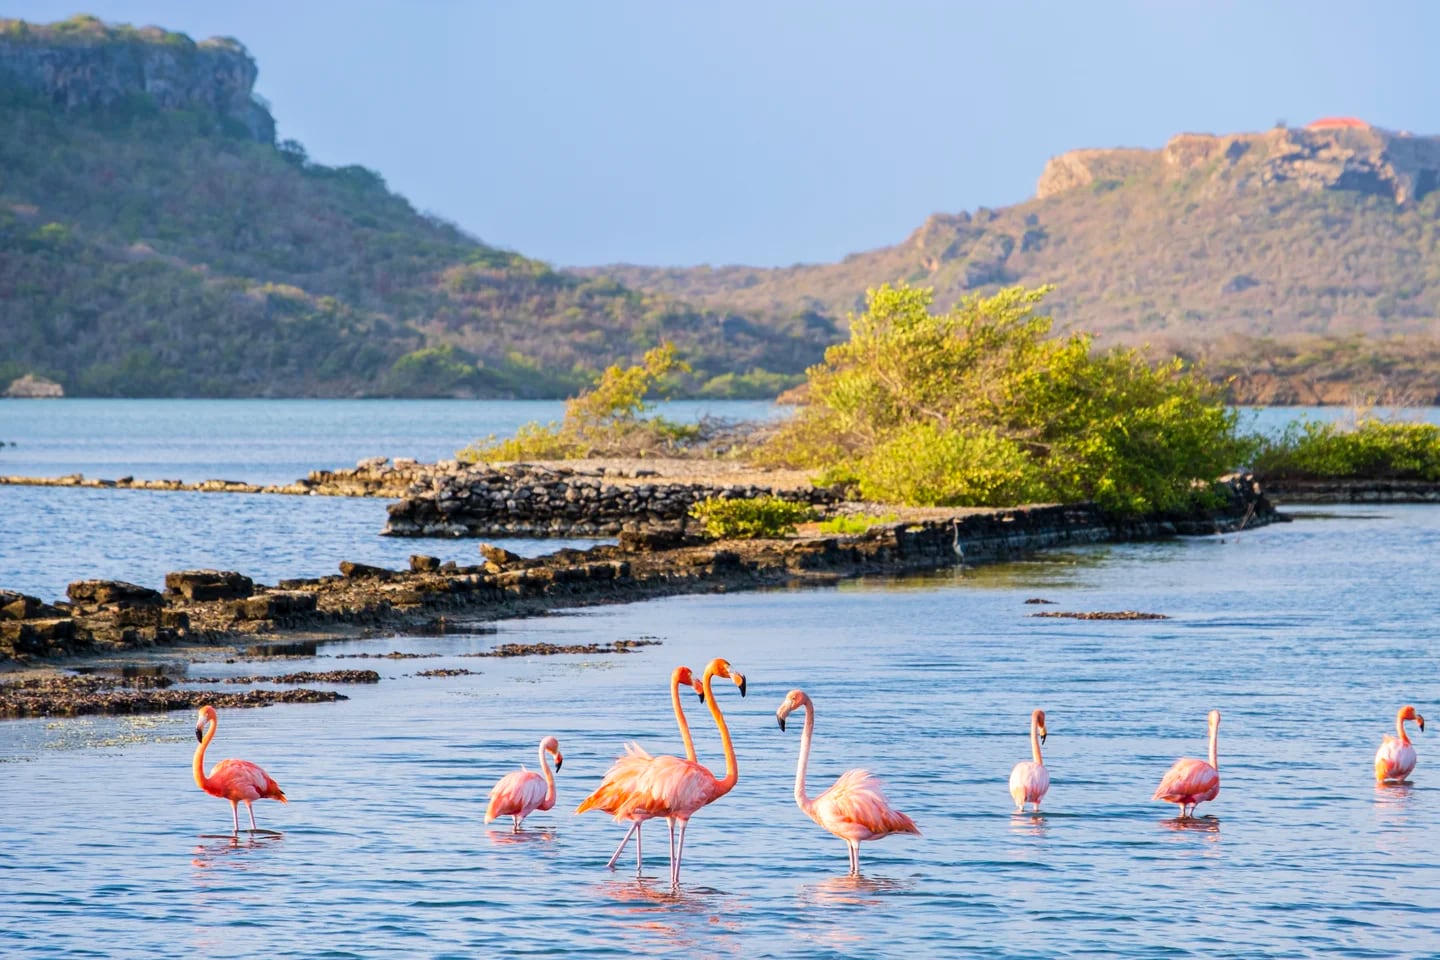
[339,561,393,580]
[164,569,255,601]
[66,579,163,607]
[409,555,440,572]
[479,544,524,566]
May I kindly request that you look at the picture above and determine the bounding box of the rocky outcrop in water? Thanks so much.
[0,14,274,142]
[3,374,64,398]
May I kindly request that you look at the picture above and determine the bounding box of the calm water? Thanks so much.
[2,401,1440,957]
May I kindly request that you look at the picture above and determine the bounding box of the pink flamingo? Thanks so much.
[775,689,920,875]
[1152,708,1221,818]
[484,736,563,832]
[1375,705,1425,783]
[581,657,746,887]
[193,705,287,833]
[1009,708,1050,812]
[575,665,705,875]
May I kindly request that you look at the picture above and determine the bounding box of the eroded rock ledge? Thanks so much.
[1,474,1278,666]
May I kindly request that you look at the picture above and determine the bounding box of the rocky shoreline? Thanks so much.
[1,471,1279,718]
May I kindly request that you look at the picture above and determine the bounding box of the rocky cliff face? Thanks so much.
[0,15,274,142]
[1038,121,1440,204]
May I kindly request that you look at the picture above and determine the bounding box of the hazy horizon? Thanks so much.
[7,0,1440,267]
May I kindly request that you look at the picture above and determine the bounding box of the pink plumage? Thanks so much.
[485,736,562,832]
[1152,709,1221,818]
[1009,708,1050,812]
[776,689,919,874]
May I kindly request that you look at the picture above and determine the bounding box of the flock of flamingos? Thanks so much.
[192,657,1427,885]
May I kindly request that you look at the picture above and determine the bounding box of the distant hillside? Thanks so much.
[586,121,1440,404]
[0,15,828,398]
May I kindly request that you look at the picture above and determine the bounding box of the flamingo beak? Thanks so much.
[736,673,747,697]
[194,722,204,742]
[777,714,786,732]
[1040,729,1048,745]
[1420,718,1426,733]
[554,753,564,771]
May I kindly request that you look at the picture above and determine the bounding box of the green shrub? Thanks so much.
[689,496,816,539]
[759,283,1248,515]
[1253,417,1440,480]
[817,512,898,535]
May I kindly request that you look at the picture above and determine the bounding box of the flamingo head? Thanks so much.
[675,665,705,703]
[194,704,218,742]
[1400,705,1425,732]
[775,689,810,732]
[540,735,563,771]
[1208,709,1222,731]
[702,657,746,698]
[1033,708,1048,744]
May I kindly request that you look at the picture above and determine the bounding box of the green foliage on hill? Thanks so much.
[689,496,816,539]
[1252,417,1440,480]
[0,24,822,397]
[760,284,1249,514]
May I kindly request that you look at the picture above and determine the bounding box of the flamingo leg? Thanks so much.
[229,800,240,834]
[847,841,859,875]
[245,801,258,832]
[605,822,638,871]
[667,819,677,884]
[512,815,521,833]
[635,822,643,878]
[672,823,689,887]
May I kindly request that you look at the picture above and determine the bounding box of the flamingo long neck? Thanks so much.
[671,669,698,762]
[1208,722,1219,770]
[193,718,215,791]
[538,741,557,808]
[1030,715,1044,766]
[1397,711,1412,746]
[701,670,738,795]
[793,697,816,813]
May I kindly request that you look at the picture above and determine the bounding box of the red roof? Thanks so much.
[1306,117,1369,130]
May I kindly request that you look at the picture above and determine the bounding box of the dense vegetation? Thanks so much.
[688,496,816,539]
[758,284,1249,514]
[0,19,825,397]
[1252,417,1440,480]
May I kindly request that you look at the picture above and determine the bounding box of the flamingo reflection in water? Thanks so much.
[775,689,920,875]
[1152,709,1221,819]
[576,665,706,876]
[1375,705,1425,784]
[484,735,563,833]
[192,705,287,834]
[579,658,746,887]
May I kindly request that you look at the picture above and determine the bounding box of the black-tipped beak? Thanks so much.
[195,724,204,743]
[1040,731,1048,745]
[777,715,786,732]
[554,755,563,772]
[697,691,706,704]
[1420,719,1426,733]
[738,676,747,697]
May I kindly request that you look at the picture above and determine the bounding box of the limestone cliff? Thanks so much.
[0,14,273,142]
[1038,120,1440,204]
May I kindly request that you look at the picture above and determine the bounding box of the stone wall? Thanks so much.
[383,463,840,537]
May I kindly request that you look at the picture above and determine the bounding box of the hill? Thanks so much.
[585,120,1440,404]
[0,15,829,398]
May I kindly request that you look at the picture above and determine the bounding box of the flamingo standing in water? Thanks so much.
[775,689,920,875]
[484,736,563,832]
[1009,708,1050,813]
[1376,705,1425,783]
[1152,709,1221,818]
[581,658,746,887]
[193,705,287,833]
[576,665,705,875]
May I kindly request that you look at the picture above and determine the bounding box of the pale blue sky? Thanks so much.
[10,1,1439,267]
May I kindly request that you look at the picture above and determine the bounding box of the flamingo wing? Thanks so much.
[207,758,284,802]
[576,743,657,816]
[485,769,546,822]
[1375,736,1417,781]
[810,769,920,840]
[1009,760,1050,805]
[1152,757,1220,803]
[616,755,716,819]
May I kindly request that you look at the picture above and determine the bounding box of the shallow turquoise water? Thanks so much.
[3,507,1440,957]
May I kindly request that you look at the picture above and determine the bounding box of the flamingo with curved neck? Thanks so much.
[1009,709,1050,813]
[776,689,919,875]
[576,665,705,874]
[193,705,287,833]
[1152,709,1221,818]
[485,736,563,832]
[1376,704,1426,783]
